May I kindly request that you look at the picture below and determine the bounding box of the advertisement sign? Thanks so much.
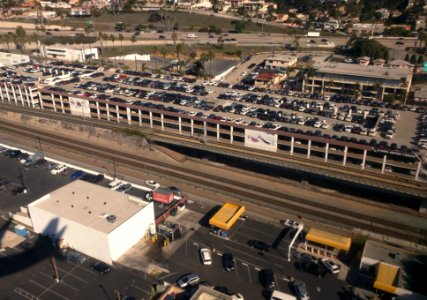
[244,129,278,152]
[69,97,91,118]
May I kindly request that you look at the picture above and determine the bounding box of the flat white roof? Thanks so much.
[265,55,297,62]
[313,62,412,80]
[29,180,148,234]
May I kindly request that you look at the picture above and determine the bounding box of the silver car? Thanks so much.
[292,280,309,300]
[177,273,200,288]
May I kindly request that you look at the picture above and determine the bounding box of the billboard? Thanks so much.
[69,97,91,118]
[244,129,278,152]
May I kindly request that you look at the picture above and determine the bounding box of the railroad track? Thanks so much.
[1,119,426,246]
[1,103,426,200]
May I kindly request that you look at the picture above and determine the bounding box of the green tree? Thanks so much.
[206,47,215,77]
[404,53,410,62]
[410,54,417,64]
[15,26,26,53]
[130,34,137,46]
[417,56,424,65]
[231,20,245,33]
[175,42,184,71]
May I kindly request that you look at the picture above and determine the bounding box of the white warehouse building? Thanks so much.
[28,180,155,265]
[0,51,30,67]
[38,42,98,62]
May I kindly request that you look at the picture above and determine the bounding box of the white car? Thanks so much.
[51,164,67,175]
[231,293,244,300]
[283,219,300,229]
[321,258,340,274]
[145,180,160,189]
[321,122,330,129]
[200,248,212,266]
[313,121,322,128]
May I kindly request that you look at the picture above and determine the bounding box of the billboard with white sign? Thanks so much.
[244,129,278,152]
[69,97,91,118]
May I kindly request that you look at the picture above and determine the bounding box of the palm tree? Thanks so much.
[118,33,124,47]
[160,48,167,69]
[4,34,12,51]
[175,43,184,71]
[131,34,137,46]
[110,34,117,66]
[15,26,26,53]
[98,32,104,57]
[171,32,177,46]
[206,47,215,77]
[85,24,94,59]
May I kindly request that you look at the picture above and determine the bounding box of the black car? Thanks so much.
[222,253,235,271]
[248,240,271,252]
[259,269,276,289]
[11,186,25,195]
[91,261,111,274]
[8,150,22,158]
[296,261,328,278]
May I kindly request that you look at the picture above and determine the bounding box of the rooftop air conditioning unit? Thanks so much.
[106,215,117,223]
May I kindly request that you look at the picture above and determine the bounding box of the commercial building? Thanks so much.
[209,202,245,237]
[38,43,98,62]
[68,7,92,17]
[254,71,286,87]
[360,240,427,298]
[388,59,414,69]
[304,62,413,101]
[350,23,385,36]
[28,180,155,265]
[0,52,30,67]
[304,228,351,257]
[264,55,298,70]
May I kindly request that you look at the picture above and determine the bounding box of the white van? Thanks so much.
[109,179,124,190]
[271,290,297,300]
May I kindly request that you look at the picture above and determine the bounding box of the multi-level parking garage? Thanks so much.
[0,63,425,200]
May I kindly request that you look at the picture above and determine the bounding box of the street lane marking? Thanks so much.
[130,284,151,295]
[28,279,69,300]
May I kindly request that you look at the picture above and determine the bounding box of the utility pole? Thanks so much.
[50,256,60,282]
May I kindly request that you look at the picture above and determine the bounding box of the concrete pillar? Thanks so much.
[381,155,387,174]
[179,117,182,134]
[230,126,234,144]
[38,92,44,109]
[126,107,131,125]
[138,109,142,126]
[217,123,220,141]
[203,121,207,139]
[324,143,329,162]
[190,119,194,136]
[290,137,294,156]
[5,84,11,103]
[361,149,367,170]
[0,84,4,101]
[23,87,30,106]
[116,105,120,123]
[342,146,348,166]
[11,85,17,105]
[415,161,422,181]
[161,114,164,131]
[321,80,324,94]
[17,86,24,105]
[96,102,101,119]
[149,111,153,128]
[307,139,311,159]
[51,94,57,112]
[59,95,65,113]
[106,103,110,121]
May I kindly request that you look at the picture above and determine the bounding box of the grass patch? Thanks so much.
[49,12,305,35]
[115,127,146,138]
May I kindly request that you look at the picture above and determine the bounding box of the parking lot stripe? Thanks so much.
[254,267,261,271]
[56,267,90,283]
[14,287,41,300]
[158,272,178,280]
[130,284,150,295]
[241,263,248,267]
[28,279,69,300]
[282,277,290,282]
[40,270,80,292]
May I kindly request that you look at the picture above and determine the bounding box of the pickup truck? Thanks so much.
[24,152,44,167]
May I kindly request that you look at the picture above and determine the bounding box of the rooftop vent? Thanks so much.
[106,215,117,223]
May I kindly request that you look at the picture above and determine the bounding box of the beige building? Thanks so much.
[350,23,385,37]
[264,55,298,69]
[304,62,413,101]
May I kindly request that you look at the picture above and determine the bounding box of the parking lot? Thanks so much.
[0,219,153,300]
[152,201,349,300]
